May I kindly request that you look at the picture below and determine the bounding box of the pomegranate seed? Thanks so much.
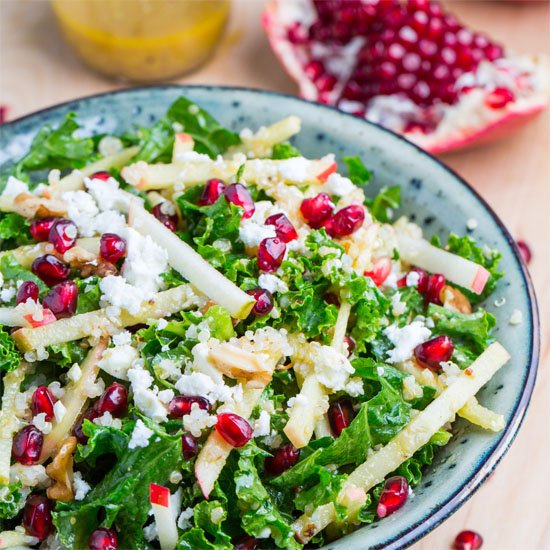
[325,205,365,238]
[31,254,70,286]
[90,171,112,181]
[48,218,78,253]
[485,87,515,109]
[425,273,446,304]
[89,528,118,550]
[516,239,532,264]
[343,335,356,356]
[300,193,333,228]
[100,233,126,263]
[257,237,286,272]
[31,386,56,421]
[30,217,58,242]
[324,292,340,306]
[233,536,260,550]
[12,425,43,465]
[216,412,253,447]
[152,202,178,232]
[199,178,226,206]
[246,288,274,316]
[22,495,53,541]
[328,399,354,436]
[377,476,409,518]
[73,408,99,444]
[224,183,255,218]
[454,530,483,550]
[16,281,39,305]
[182,432,199,459]
[265,213,298,243]
[168,395,210,418]
[414,335,454,371]
[265,444,300,475]
[94,383,128,417]
[42,280,78,319]
[365,257,392,286]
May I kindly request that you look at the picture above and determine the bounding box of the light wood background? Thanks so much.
[0,1,549,548]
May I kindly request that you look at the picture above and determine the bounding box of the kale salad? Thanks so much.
[0,96,509,550]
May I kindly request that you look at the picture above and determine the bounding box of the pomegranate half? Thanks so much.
[263,0,548,153]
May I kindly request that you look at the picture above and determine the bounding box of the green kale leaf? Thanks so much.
[271,142,301,159]
[0,326,22,372]
[0,213,31,249]
[0,482,26,520]
[343,156,372,186]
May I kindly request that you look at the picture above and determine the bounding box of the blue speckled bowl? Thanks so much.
[0,86,539,549]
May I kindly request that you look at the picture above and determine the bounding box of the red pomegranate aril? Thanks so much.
[454,530,483,550]
[16,281,39,305]
[31,254,70,286]
[95,383,128,418]
[30,217,58,242]
[22,495,53,541]
[152,201,178,232]
[414,335,454,371]
[233,536,260,550]
[31,386,56,421]
[424,273,446,304]
[257,237,286,272]
[324,292,340,306]
[365,257,392,287]
[12,425,43,465]
[246,287,274,316]
[89,527,118,550]
[516,239,532,264]
[265,213,298,243]
[48,218,78,253]
[168,395,211,418]
[300,193,333,227]
[224,183,255,218]
[199,178,226,206]
[485,87,515,109]
[377,476,409,518]
[326,205,365,238]
[265,444,300,475]
[344,335,356,356]
[216,412,253,447]
[328,399,354,437]
[73,408,99,444]
[42,280,78,319]
[100,233,126,263]
[182,432,199,459]
[90,171,112,181]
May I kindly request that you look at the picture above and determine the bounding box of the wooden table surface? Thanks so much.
[1,1,549,548]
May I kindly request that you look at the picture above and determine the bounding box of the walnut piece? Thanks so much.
[46,436,77,502]
[440,285,472,314]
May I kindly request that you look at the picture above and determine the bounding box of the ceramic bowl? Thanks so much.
[0,86,539,549]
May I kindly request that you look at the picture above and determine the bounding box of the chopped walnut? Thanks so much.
[440,285,471,314]
[46,436,77,502]
[13,193,67,218]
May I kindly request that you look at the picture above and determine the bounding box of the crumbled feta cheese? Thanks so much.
[128,419,154,449]
[99,275,148,315]
[48,381,64,399]
[376,366,385,376]
[67,363,82,383]
[253,410,271,437]
[183,404,217,437]
[304,344,355,392]
[323,173,356,197]
[278,157,311,181]
[262,431,283,449]
[175,372,231,404]
[32,413,52,435]
[53,401,67,423]
[98,344,139,380]
[287,394,309,408]
[86,176,131,213]
[509,309,523,325]
[466,218,478,230]
[440,361,462,386]
[93,210,127,236]
[158,389,175,404]
[384,321,431,364]
[258,273,288,294]
[406,271,420,287]
[112,330,132,346]
[133,389,168,423]
[345,377,364,397]
[185,321,211,343]
[1,176,29,197]
[156,358,183,381]
[177,507,194,530]
[0,286,16,303]
[239,220,276,248]
[73,471,91,500]
[84,377,105,399]
[93,411,122,429]
[391,292,407,316]
[62,190,99,237]
[128,364,154,392]
[156,318,168,330]
[143,522,158,542]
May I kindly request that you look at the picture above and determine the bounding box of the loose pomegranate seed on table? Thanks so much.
[246,287,274,316]
[324,204,365,237]
[199,178,226,206]
[328,399,354,436]
[48,218,78,253]
[377,475,409,518]
[12,424,43,465]
[31,254,70,286]
[516,239,532,264]
[364,257,392,286]
[29,217,58,242]
[168,395,211,418]
[454,530,484,550]
[94,382,128,417]
[182,432,199,459]
[16,281,39,305]
[216,412,253,447]
[265,444,300,475]
[300,193,333,228]
[42,280,78,318]
[89,527,118,550]
[89,170,112,181]
[424,273,446,304]
[100,233,127,263]
[22,494,53,541]
[414,335,454,371]
[257,237,286,272]
[265,212,298,242]
[152,201,179,232]
[224,183,255,218]
[31,386,56,420]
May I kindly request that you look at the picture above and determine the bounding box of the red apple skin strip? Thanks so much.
[150,483,170,507]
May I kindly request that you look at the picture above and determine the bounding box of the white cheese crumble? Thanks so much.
[73,471,91,501]
[98,344,139,380]
[323,173,356,197]
[177,507,194,530]
[391,292,407,316]
[128,419,154,449]
[53,401,67,423]
[258,273,288,294]
[62,190,99,237]
[156,318,169,330]
[183,404,217,437]
[239,220,276,248]
[99,275,148,316]
[93,411,122,429]
[406,271,420,287]
[384,321,431,364]
[287,394,309,408]
[32,413,52,435]
[174,371,231,404]
[67,363,82,383]
[1,176,29,197]
[509,309,523,325]
[253,410,271,437]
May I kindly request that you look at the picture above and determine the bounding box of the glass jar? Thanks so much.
[51,0,230,82]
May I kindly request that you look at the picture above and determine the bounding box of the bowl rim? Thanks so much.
[1,84,540,549]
